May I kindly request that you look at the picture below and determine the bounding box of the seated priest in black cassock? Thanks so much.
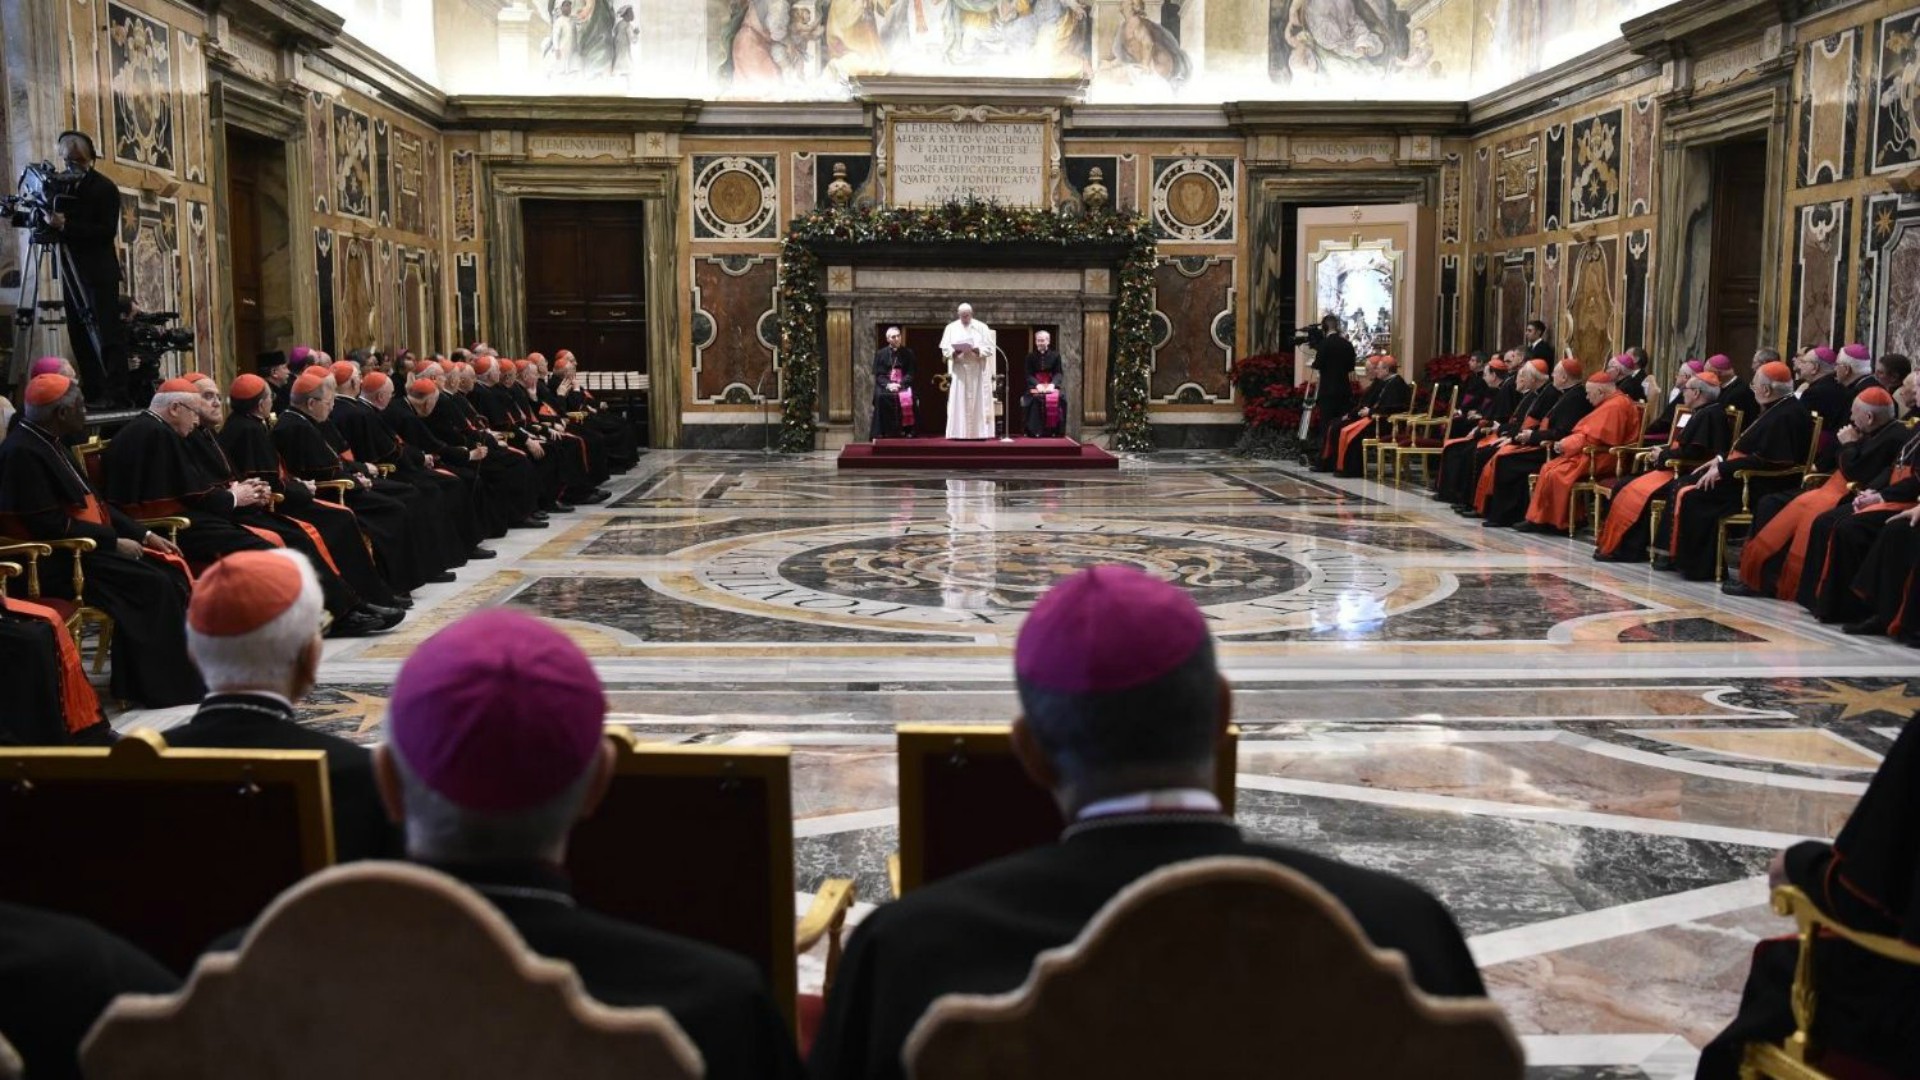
[1710,352,1760,419]
[0,375,202,707]
[1655,361,1814,581]
[318,363,469,578]
[808,566,1486,1080]
[332,368,494,562]
[1796,346,1852,469]
[384,374,512,539]
[1433,357,1524,504]
[1448,351,1492,433]
[359,608,803,1080]
[871,327,916,439]
[1729,386,1908,600]
[549,350,639,470]
[167,550,401,861]
[527,354,614,486]
[273,370,442,596]
[1605,352,1647,402]
[1317,355,1410,477]
[1475,358,1590,527]
[0,901,180,1080]
[1647,359,1706,440]
[1696,716,1920,1079]
[1592,370,1734,563]
[511,359,610,502]
[432,365,546,529]
[1797,379,1920,626]
[468,357,568,513]
[1023,329,1067,439]
[218,374,410,616]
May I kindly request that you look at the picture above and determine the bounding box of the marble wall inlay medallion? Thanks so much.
[693,155,778,240]
[1150,157,1235,242]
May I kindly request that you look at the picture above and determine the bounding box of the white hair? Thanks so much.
[291,379,333,409]
[1687,377,1721,402]
[1757,372,1796,397]
[886,326,902,337]
[148,391,200,415]
[387,742,597,863]
[957,304,973,315]
[1860,397,1896,425]
[187,549,325,692]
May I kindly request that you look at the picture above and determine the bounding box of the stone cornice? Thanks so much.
[193,0,342,50]
[849,75,1089,106]
[1622,0,1803,62]
[1224,101,1468,135]
[691,101,869,134]
[305,34,449,125]
[447,96,704,131]
[1466,38,1659,133]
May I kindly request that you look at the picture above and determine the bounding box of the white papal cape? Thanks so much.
[941,316,996,440]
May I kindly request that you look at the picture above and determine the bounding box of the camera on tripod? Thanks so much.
[2,161,84,243]
[129,310,194,357]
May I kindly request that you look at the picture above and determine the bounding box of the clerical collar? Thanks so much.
[199,690,296,720]
[1074,788,1222,823]
[426,859,577,908]
[206,689,295,711]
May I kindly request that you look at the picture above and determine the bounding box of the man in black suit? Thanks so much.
[1522,319,1554,365]
[809,566,1485,1080]
[163,549,401,861]
[0,902,179,1080]
[374,607,802,1080]
[1308,313,1358,440]
[871,327,914,438]
[41,133,130,408]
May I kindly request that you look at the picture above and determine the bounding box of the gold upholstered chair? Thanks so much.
[0,731,333,974]
[0,537,108,673]
[80,862,702,1080]
[565,729,857,1038]
[889,724,1239,898]
[1714,416,1825,581]
[902,856,1524,1080]
[1740,885,1920,1080]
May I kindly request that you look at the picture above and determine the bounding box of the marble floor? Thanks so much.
[121,449,1920,1079]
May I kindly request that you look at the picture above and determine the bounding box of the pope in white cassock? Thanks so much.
[941,304,996,440]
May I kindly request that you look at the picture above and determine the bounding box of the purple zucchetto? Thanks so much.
[1843,343,1872,363]
[1812,346,1837,366]
[1708,354,1734,372]
[1610,352,1638,371]
[387,608,607,813]
[1016,565,1209,695]
[1684,359,1706,374]
[30,357,65,377]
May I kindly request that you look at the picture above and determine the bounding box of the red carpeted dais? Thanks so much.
[835,437,1120,470]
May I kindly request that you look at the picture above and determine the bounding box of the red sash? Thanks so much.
[4,597,101,733]
[892,366,916,429]
[69,495,194,584]
[1036,373,1060,429]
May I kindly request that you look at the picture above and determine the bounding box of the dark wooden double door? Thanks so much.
[522,200,647,366]
[883,324,1053,437]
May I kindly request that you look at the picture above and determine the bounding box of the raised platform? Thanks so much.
[835,437,1120,470]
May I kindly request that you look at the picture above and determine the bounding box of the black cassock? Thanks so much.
[470,385,564,505]
[333,396,483,551]
[218,411,398,609]
[1743,420,1909,594]
[808,816,1487,1080]
[550,375,640,470]
[1801,376,1853,469]
[1433,379,1527,504]
[1310,333,1358,437]
[100,412,274,569]
[1797,428,1920,622]
[164,692,401,863]
[317,413,462,581]
[434,394,543,525]
[1482,386,1593,526]
[513,384,606,493]
[1696,718,1920,1078]
[272,409,432,593]
[535,381,613,485]
[0,901,179,1078]
[384,397,509,539]
[1023,349,1067,438]
[1667,396,1814,580]
[870,345,914,438]
[1596,401,1733,563]
[0,611,69,744]
[0,421,203,707]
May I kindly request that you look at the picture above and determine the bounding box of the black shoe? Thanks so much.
[1451,505,1479,517]
[428,570,458,584]
[362,604,408,630]
[1650,556,1674,571]
[545,503,575,514]
[572,489,611,505]
[388,594,415,610]
[328,608,398,638]
[468,546,498,560]
[514,517,550,529]
[1481,519,1512,529]
[1512,522,1545,534]
[1720,580,1760,597]
[1843,617,1891,636]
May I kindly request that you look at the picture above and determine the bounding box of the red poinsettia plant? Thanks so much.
[1424,354,1473,383]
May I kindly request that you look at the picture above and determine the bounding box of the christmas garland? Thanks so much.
[775,200,1158,452]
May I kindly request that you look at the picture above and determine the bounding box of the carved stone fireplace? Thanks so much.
[824,259,1118,444]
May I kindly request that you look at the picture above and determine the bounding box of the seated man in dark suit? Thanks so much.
[164,549,401,862]
[809,565,1486,1080]
[0,901,179,1080]
[374,607,801,1080]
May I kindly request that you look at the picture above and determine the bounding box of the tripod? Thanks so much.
[10,229,101,393]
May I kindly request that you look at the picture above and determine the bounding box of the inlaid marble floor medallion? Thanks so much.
[118,450,1920,1079]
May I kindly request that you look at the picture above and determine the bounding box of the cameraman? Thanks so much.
[44,132,130,408]
[1309,313,1358,437]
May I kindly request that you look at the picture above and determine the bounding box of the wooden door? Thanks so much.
[522,200,647,368]
[1707,139,1767,371]
[224,130,269,362]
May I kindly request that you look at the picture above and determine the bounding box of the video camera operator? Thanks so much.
[41,132,130,408]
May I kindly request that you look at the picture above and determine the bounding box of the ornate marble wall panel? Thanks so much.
[1624,230,1650,352]
[1115,153,1140,215]
[176,31,207,185]
[1150,157,1236,243]
[692,155,779,241]
[790,153,817,217]
[1150,257,1233,403]
[1790,200,1850,351]
[119,192,178,317]
[1495,250,1532,350]
[1473,147,1492,244]
[1470,252,1489,349]
[1248,188,1286,354]
[1539,242,1563,350]
[374,120,393,227]
[1862,192,1920,360]
[316,229,336,356]
[308,92,332,215]
[188,200,212,362]
[1799,30,1861,187]
[1542,124,1565,232]
[1627,97,1655,216]
[1494,134,1539,241]
[1440,152,1462,244]
[391,127,426,234]
[337,234,376,354]
[1569,106,1623,226]
[107,3,175,174]
[1870,8,1920,175]
[331,102,374,221]
[1438,255,1460,353]
[1567,238,1618,370]
[452,149,479,241]
[692,255,778,403]
[456,252,481,347]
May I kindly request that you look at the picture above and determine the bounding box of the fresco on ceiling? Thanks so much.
[397,0,1681,101]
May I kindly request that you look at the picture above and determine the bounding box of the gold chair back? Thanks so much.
[80,862,702,1080]
[895,725,1238,896]
[0,731,333,973]
[903,857,1524,1080]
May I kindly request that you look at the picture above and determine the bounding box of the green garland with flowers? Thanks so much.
[775,200,1158,453]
